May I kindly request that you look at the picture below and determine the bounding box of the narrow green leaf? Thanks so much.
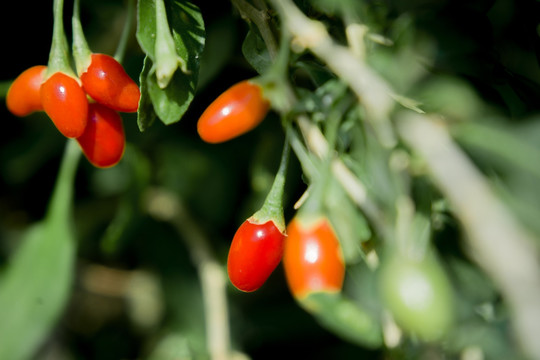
[147,61,195,125]
[136,0,157,57]
[453,121,540,180]
[242,28,271,75]
[146,333,194,360]
[300,292,382,348]
[0,140,80,360]
[326,177,371,264]
[138,55,157,132]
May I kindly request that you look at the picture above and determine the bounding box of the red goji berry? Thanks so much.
[76,103,125,168]
[283,216,345,300]
[197,80,270,143]
[6,65,47,117]
[227,218,286,292]
[40,71,89,138]
[80,53,140,113]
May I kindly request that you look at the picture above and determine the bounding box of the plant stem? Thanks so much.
[286,123,318,179]
[252,136,290,232]
[47,0,74,77]
[72,0,92,75]
[46,140,81,224]
[144,188,232,360]
[114,0,135,63]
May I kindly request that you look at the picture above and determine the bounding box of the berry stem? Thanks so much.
[252,135,290,232]
[114,0,135,63]
[45,140,81,224]
[72,0,92,75]
[47,0,74,77]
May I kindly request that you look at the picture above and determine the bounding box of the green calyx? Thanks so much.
[251,137,290,233]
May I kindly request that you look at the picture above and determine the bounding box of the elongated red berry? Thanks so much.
[76,103,125,168]
[283,216,345,300]
[6,65,47,116]
[227,218,286,292]
[80,53,141,113]
[197,80,270,143]
[40,72,89,138]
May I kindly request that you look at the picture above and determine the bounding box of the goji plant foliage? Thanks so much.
[2,0,540,359]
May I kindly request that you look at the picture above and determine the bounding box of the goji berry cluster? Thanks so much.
[227,213,344,298]
[197,78,344,297]
[6,54,140,168]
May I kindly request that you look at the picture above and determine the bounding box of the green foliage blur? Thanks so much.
[1,0,540,359]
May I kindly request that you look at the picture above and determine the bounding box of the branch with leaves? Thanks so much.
[3,0,540,359]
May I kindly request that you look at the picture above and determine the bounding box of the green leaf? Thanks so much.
[0,140,80,360]
[146,333,194,360]
[137,0,204,66]
[411,75,483,121]
[136,0,205,127]
[453,120,540,181]
[147,57,196,125]
[310,0,362,17]
[138,55,158,132]
[300,292,382,348]
[242,27,271,75]
[408,211,432,257]
[326,176,371,264]
[293,61,334,88]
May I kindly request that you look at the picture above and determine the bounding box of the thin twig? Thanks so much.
[114,0,135,63]
[144,188,232,360]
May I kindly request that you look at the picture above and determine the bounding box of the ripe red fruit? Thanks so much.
[227,219,286,292]
[283,216,345,300]
[80,53,141,113]
[76,103,125,168]
[40,72,89,138]
[6,65,47,117]
[197,80,270,143]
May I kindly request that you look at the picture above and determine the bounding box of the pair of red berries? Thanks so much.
[6,54,140,168]
[227,216,345,300]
